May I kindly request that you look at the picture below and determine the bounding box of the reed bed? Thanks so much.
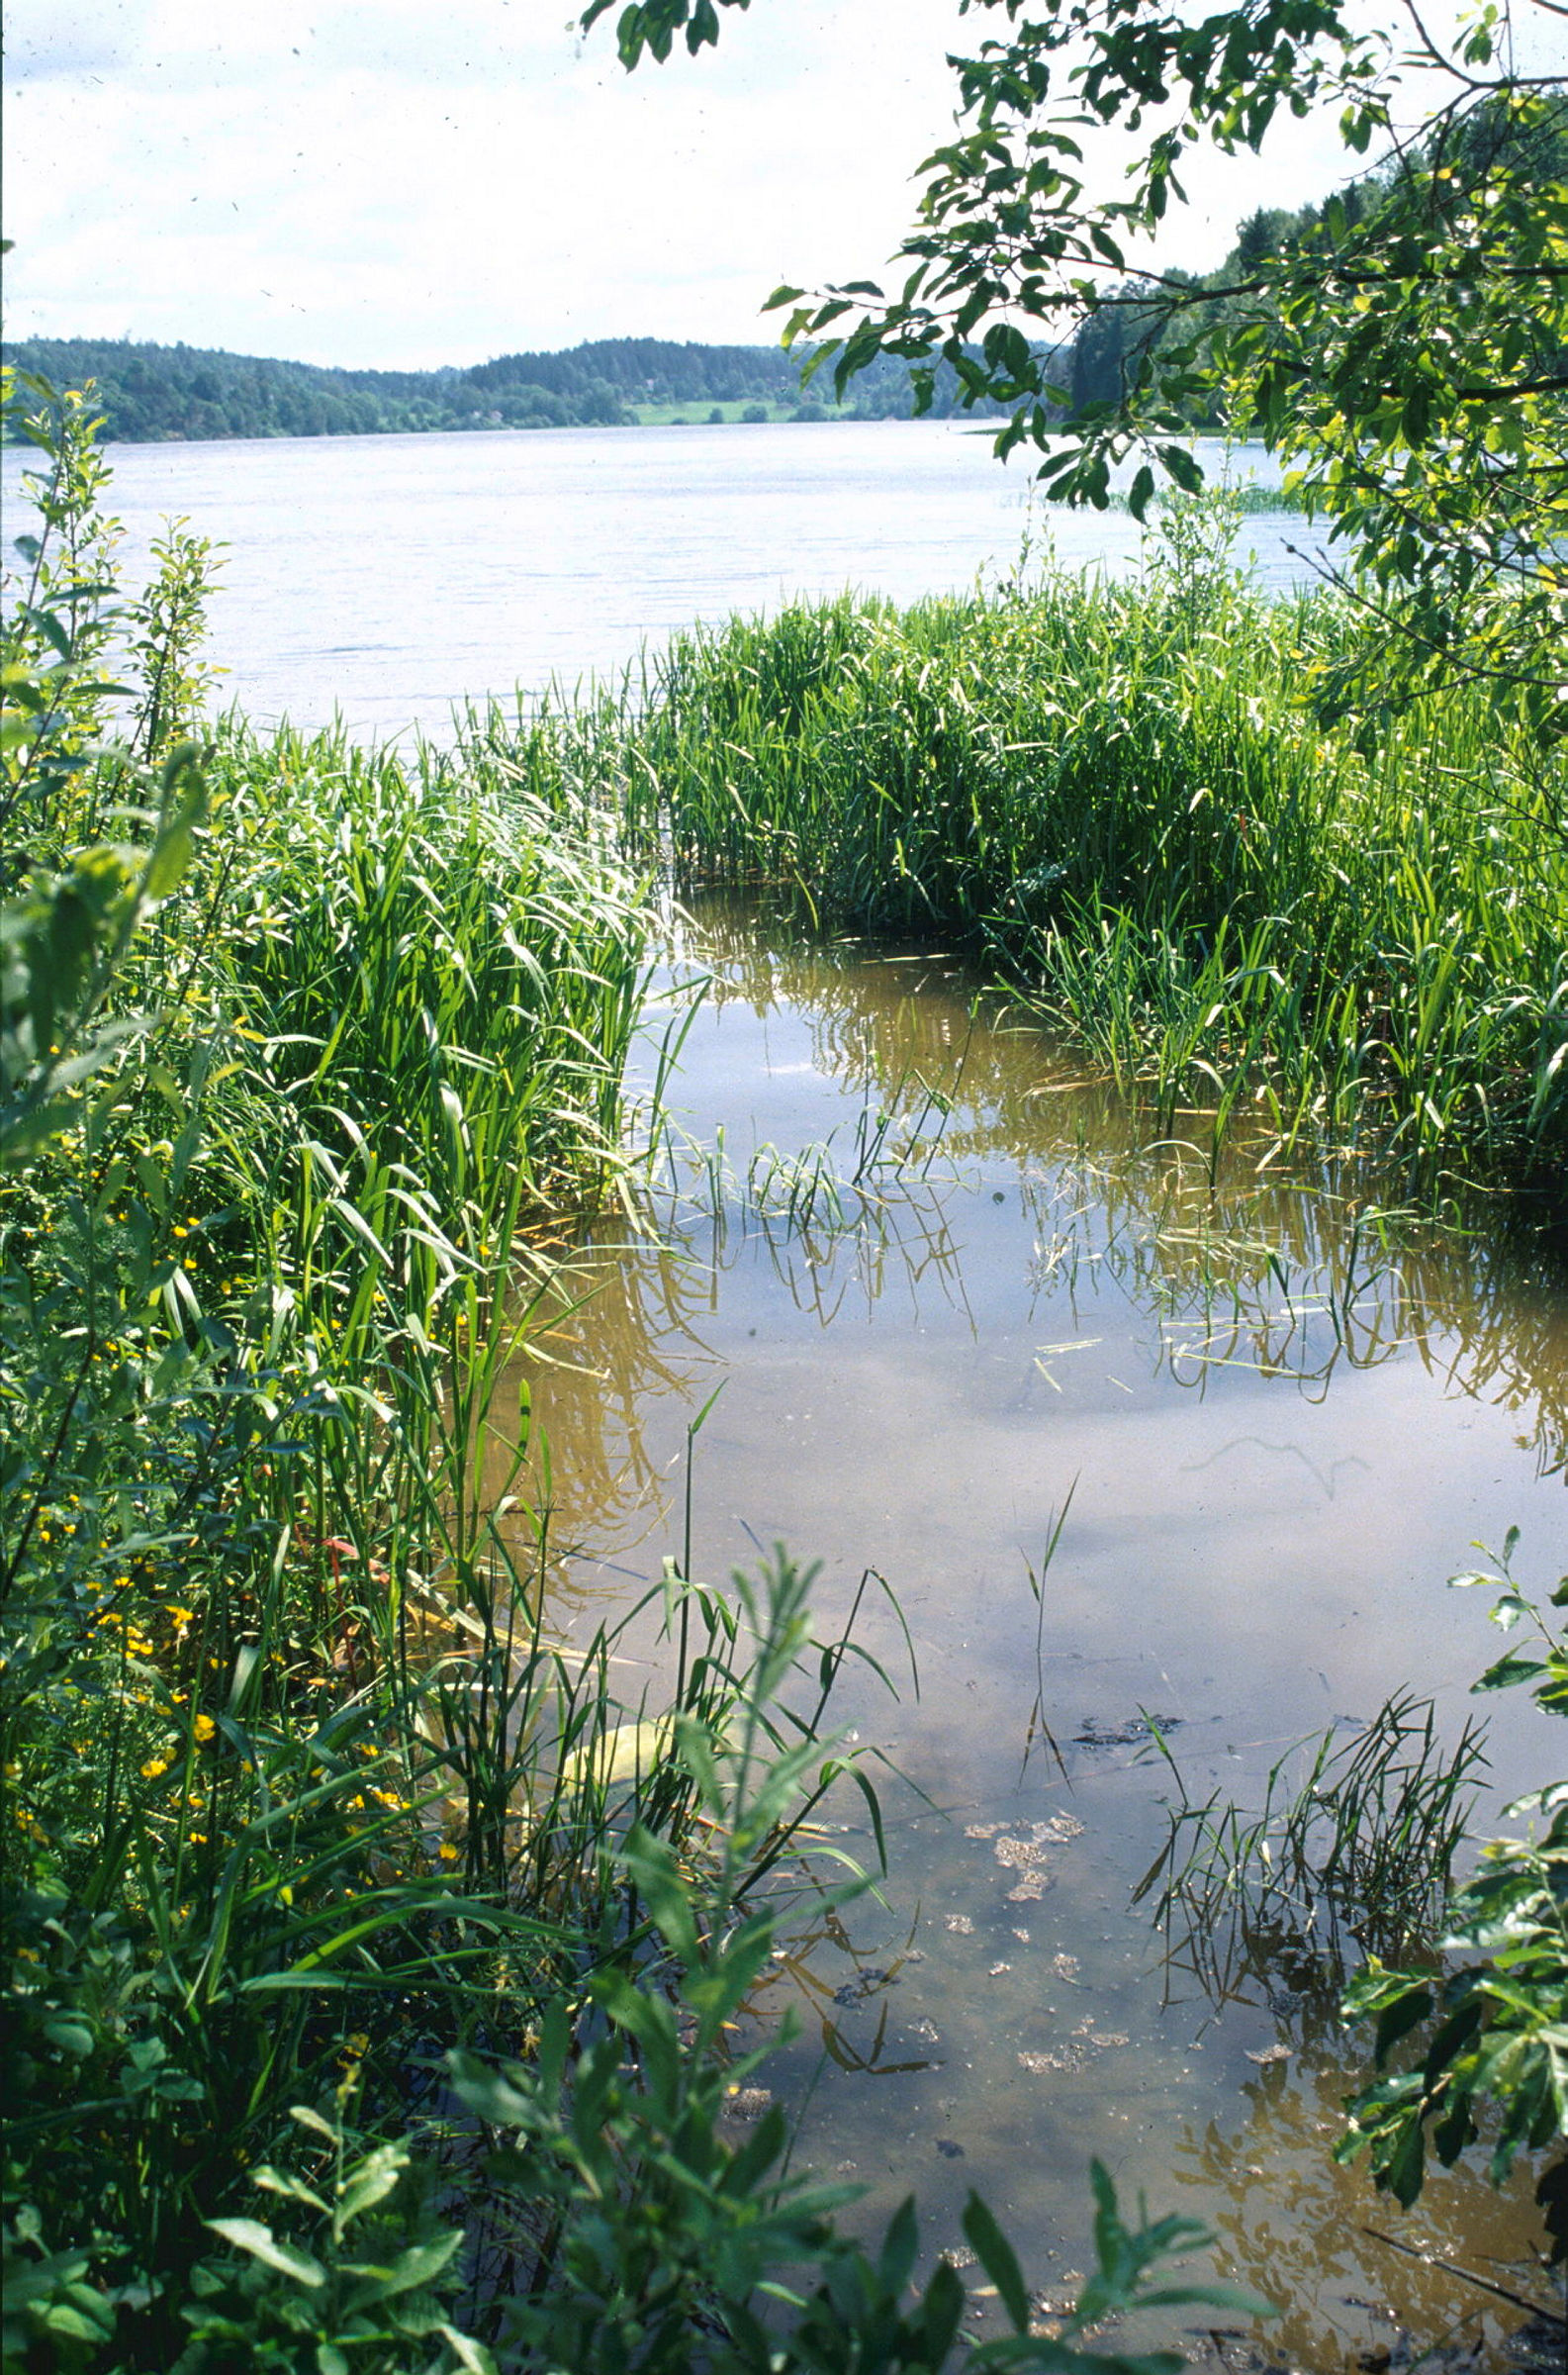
[4,701,909,2362]
[548,535,1566,1204]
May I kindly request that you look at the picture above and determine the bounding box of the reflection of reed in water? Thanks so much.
[705,890,1568,1472]
[705,1173,974,1337]
[1017,1157,1568,1476]
[505,1169,983,1595]
[497,1234,723,1597]
[520,897,1566,1604]
[536,902,1566,1592]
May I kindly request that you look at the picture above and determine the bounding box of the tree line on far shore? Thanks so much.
[0,332,1012,444]
[4,177,1418,451]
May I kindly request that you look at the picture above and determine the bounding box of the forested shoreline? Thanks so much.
[0,332,1010,445]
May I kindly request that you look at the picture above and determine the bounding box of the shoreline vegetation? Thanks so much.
[4,375,1564,2370]
[509,502,1565,1214]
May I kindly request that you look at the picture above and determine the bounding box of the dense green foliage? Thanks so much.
[467,333,997,422]
[0,334,1003,446]
[550,521,1566,1204]
[2,335,624,442]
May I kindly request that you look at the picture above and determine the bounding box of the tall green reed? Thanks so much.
[4,693,690,2358]
[1135,1691,1490,2022]
[558,544,1565,1202]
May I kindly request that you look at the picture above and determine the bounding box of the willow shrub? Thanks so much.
[588,536,1567,1198]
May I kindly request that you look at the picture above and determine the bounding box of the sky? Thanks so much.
[3,0,1555,372]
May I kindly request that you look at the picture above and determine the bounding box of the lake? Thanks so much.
[4,419,1319,741]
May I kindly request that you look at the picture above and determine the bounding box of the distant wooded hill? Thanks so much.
[5,193,1366,448]
[1,334,1009,445]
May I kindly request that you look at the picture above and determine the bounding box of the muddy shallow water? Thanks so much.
[516,894,1567,2368]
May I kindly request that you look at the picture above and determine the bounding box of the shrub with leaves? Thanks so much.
[1337,1535,1568,2263]
[173,2104,491,2375]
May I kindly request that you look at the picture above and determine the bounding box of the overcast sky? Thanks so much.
[4,0,1548,372]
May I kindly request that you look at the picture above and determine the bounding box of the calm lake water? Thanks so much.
[4,419,1318,740]
[515,899,1567,2372]
[8,422,1561,2360]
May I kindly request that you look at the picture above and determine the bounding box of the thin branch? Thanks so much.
[1359,2228,1565,2328]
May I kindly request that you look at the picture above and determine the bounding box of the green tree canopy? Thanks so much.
[589,0,1568,739]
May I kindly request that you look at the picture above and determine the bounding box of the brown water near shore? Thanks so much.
[513,892,1567,2370]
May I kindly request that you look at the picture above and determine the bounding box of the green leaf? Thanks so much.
[1157,444,1205,495]
[205,2218,326,2287]
[877,2194,920,2296]
[1373,1982,1434,2065]
[962,2190,1031,2333]
[345,2230,462,2300]
[335,2144,406,2225]
[620,1822,700,1964]
[917,2255,968,2364]
[1474,1656,1547,1694]
[438,2328,500,2375]
[43,2017,94,2057]
[1382,2115,1427,2207]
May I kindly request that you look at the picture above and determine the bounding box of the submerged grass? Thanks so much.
[514,522,1566,1207]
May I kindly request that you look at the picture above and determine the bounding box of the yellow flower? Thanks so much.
[193,1714,217,1744]
[141,1757,171,1779]
[437,1844,460,1862]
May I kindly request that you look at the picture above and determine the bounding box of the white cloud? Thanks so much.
[0,0,1457,371]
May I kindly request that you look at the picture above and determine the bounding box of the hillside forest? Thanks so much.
[5,193,1340,445]
[0,332,1009,443]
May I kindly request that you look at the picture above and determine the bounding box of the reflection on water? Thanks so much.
[1173,2055,1552,2371]
[512,893,1566,2370]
